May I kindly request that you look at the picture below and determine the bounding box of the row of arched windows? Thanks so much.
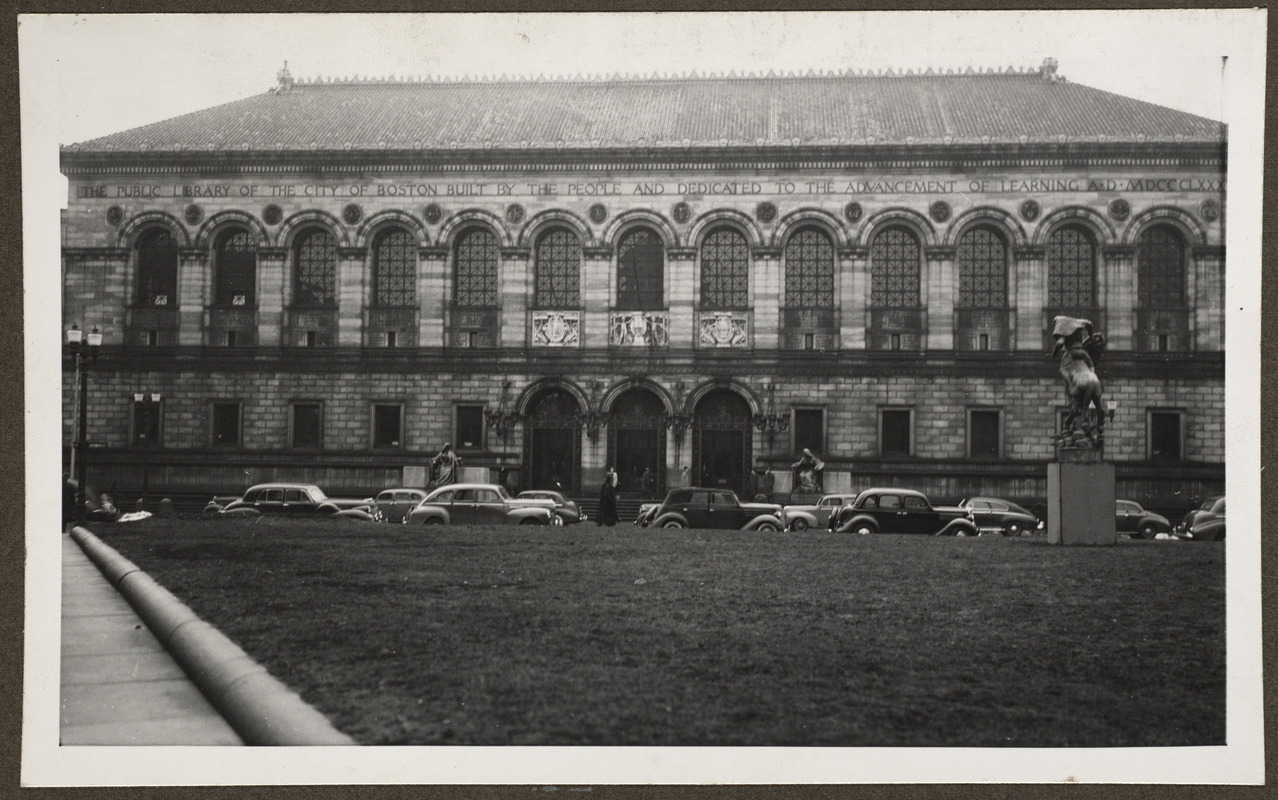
[133,221,1189,312]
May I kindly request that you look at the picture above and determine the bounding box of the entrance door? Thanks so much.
[608,389,666,496]
[525,389,582,493]
[693,390,752,496]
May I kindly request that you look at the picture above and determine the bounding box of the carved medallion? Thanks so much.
[1108,199,1131,221]
[589,203,608,223]
[262,204,283,225]
[844,202,863,223]
[1199,199,1222,222]
[929,201,951,223]
[1019,200,1041,222]
[342,203,363,225]
[506,204,526,224]
[106,206,124,226]
[756,202,778,223]
[424,203,443,224]
[183,204,203,225]
[672,202,691,224]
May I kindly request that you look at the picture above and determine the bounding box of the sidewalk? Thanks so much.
[60,532,244,745]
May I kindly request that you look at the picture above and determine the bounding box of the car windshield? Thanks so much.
[495,485,511,500]
[1006,502,1032,516]
[310,487,328,501]
[1200,498,1219,510]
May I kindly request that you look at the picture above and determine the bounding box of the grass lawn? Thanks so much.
[91,518,1225,747]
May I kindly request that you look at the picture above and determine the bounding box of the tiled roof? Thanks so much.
[65,65,1225,153]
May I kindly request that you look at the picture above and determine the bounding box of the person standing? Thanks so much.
[597,468,619,527]
[431,443,462,486]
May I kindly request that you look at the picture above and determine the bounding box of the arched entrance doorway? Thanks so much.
[524,388,582,493]
[693,390,753,495]
[608,389,666,497]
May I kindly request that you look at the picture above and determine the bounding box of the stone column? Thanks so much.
[667,248,696,347]
[1013,245,1045,352]
[1193,245,1226,350]
[256,247,287,347]
[418,247,448,347]
[581,246,613,347]
[336,246,367,348]
[924,246,955,350]
[840,246,868,350]
[752,248,781,350]
[499,247,531,348]
[1101,245,1135,351]
[176,248,208,346]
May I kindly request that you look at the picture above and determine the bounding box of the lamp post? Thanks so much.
[753,381,790,447]
[66,323,102,525]
[134,392,163,507]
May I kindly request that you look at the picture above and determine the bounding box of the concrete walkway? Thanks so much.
[60,532,244,745]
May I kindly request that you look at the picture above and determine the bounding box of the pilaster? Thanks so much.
[753,248,781,350]
[1101,245,1135,351]
[500,247,531,348]
[256,247,286,347]
[336,246,367,347]
[582,246,613,347]
[1013,245,1045,351]
[419,247,448,347]
[1193,245,1226,350]
[177,248,208,346]
[667,248,696,347]
[840,246,868,350]
[925,246,955,350]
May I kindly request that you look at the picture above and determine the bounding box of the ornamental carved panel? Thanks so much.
[532,311,581,347]
[609,311,669,347]
[698,311,749,348]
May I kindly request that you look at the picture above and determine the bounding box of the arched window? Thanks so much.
[870,227,921,308]
[784,227,834,308]
[534,228,581,308]
[1137,225,1186,308]
[1046,226,1097,307]
[700,228,749,310]
[453,228,500,307]
[616,228,664,310]
[957,226,1008,308]
[213,229,256,307]
[136,228,178,306]
[293,228,336,307]
[372,229,416,307]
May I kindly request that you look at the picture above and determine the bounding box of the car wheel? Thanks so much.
[790,518,809,532]
[1139,523,1158,539]
[423,517,443,525]
[519,517,541,526]
[1003,522,1023,537]
[853,524,874,536]
[661,520,684,529]
[756,521,779,532]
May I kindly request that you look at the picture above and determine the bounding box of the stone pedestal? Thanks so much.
[1047,448,1116,545]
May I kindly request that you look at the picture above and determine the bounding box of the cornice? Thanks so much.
[59,141,1228,178]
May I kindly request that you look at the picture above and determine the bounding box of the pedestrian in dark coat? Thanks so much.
[597,469,620,527]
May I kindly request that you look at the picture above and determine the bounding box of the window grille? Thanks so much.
[453,229,500,307]
[293,229,336,307]
[616,229,665,310]
[957,227,1008,308]
[700,228,749,310]
[784,228,834,308]
[373,229,416,307]
[534,228,582,308]
[1047,227,1096,307]
[291,403,322,448]
[214,229,256,307]
[1138,226,1187,308]
[137,228,178,306]
[870,227,921,308]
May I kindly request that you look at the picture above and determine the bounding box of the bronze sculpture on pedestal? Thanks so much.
[1051,316,1107,448]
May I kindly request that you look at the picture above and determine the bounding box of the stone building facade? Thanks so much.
[61,62,1226,510]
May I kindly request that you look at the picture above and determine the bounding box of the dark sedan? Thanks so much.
[516,490,584,524]
[958,497,1043,536]
[829,488,977,536]
[1115,499,1171,539]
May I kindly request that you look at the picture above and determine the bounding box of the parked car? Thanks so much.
[214,483,375,519]
[404,483,560,526]
[958,497,1043,536]
[1115,499,1172,539]
[647,488,783,531]
[781,493,861,531]
[829,488,978,536]
[369,487,429,523]
[634,502,660,527]
[1176,496,1225,541]
[516,490,584,524]
[1174,495,1225,536]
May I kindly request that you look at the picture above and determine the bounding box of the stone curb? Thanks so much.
[68,527,355,746]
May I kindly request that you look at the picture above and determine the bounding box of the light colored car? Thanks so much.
[782,493,861,531]
[516,490,584,524]
[404,483,560,526]
[370,487,429,523]
[215,483,375,519]
[647,488,783,531]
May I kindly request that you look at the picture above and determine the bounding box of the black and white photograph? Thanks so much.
[18,9,1265,786]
